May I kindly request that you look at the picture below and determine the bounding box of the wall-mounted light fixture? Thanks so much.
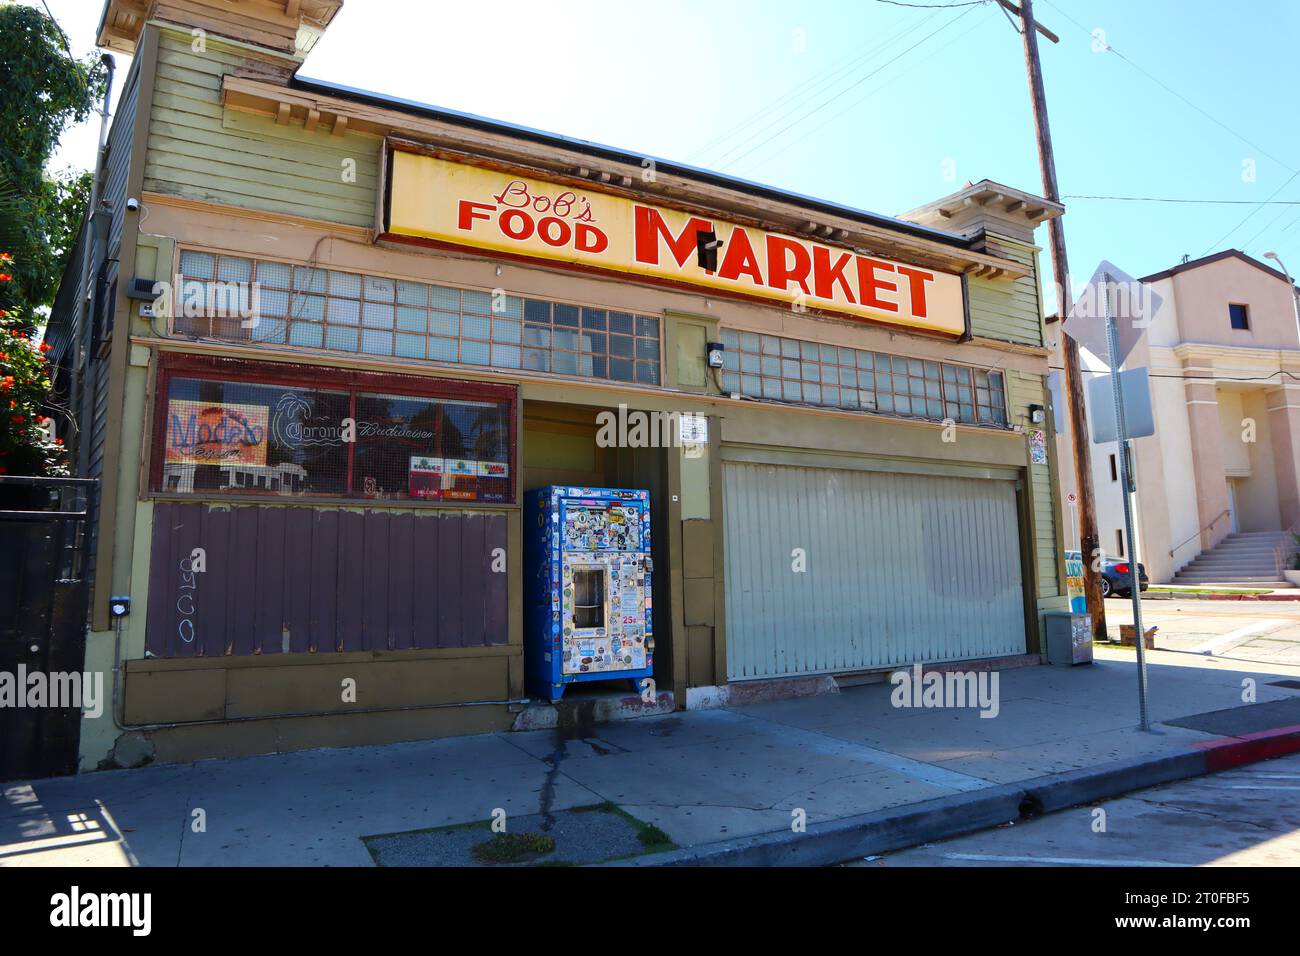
[706,341,726,369]
[1028,403,1046,425]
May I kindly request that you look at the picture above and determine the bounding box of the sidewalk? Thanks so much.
[4,647,1300,867]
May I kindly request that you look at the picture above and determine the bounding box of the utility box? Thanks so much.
[524,486,655,701]
[1045,611,1093,666]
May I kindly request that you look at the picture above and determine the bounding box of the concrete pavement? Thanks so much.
[3,644,1300,866]
[1105,598,1300,665]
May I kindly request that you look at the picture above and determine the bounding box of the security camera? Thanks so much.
[125,197,140,212]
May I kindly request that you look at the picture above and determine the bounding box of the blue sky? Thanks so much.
[43,0,1300,311]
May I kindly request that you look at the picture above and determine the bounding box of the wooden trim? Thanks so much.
[125,641,520,672]
[221,76,1029,282]
[140,190,373,241]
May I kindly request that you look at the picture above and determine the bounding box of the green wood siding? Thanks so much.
[1007,369,1064,604]
[969,236,1045,347]
[144,30,379,227]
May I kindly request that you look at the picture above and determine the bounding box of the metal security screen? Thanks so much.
[723,460,1027,680]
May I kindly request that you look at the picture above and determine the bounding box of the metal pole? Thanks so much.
[1103,273,1151,732]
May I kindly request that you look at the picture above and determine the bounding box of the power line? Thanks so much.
[744,6,994,173]
[1064,195,1300,206]
[718,4,982,170]
[871,0,989,6]
[688,11,942,164]
[1203,169,1300,254]
[1039,0,1294,174]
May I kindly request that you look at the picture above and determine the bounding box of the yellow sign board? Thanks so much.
[385,150,965,337]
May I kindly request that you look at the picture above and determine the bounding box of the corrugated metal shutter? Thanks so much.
[723,460,1026,680]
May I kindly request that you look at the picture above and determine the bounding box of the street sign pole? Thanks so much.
[1102,273,1151,732]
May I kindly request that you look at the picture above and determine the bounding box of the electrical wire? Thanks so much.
[741,5,997,173]
[1064,195,1300,206]
[717,3,983,171]
[1036,0,1299,253]
[687,11,941,163]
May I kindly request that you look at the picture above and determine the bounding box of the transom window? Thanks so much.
[173,251,661,386]
[719,329,1008,427]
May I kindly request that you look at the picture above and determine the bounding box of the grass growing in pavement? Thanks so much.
[637,825,671,847]
[1145,586,1272,595]
[471,831,556,865]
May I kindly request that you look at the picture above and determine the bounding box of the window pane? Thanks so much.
[159,376,350,497]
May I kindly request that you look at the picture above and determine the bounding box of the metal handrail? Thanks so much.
[1274,523,1300,578]
[1169,509,1231,558]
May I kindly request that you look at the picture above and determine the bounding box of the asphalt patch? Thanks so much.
[1165,696,1300,737]
[363,804,675,867]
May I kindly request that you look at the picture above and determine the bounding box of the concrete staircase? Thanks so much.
[1172,531,1297,589]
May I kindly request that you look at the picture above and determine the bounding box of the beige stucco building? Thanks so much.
[1055,249,1300,587]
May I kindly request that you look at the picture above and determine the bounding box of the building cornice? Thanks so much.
[218,75,1032,284]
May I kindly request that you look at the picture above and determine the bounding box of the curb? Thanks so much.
[1142,591,1300,601]
[620,724,1300,867]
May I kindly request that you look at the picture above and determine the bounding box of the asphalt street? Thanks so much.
[860,750,1300,867]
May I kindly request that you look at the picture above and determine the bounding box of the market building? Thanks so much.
[48,0,1070,769]
[1053,249,1300,588]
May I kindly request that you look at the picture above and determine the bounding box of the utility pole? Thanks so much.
[1009,0,1108,641]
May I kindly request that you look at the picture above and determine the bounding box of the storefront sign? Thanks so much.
[384,150,966,337]
[166,400,268,466]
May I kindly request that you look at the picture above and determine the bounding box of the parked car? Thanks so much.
[1101,558,1148,598]
[1063,550,1149,600]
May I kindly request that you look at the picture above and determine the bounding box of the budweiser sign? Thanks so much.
[384,149,965,337]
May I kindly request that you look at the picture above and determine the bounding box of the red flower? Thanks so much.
[39,342,50,352]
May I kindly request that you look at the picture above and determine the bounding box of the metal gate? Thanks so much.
[723,460,1026,680]
[0,476,97,781]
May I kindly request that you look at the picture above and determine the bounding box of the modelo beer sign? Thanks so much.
[384,150,966,337]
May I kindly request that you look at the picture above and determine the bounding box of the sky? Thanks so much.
[34,0,1300,314]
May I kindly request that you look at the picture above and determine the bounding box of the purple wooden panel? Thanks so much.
[436,516,462,648]
[386,513,414,651]
[198,506,231,658]
[146,504,508,658]
[170,503,202,659]
[308,509,338,653]
[483,515,509,645]
[283,508,314,653]
[145,503,175,658]
[362,511,390,652]
[228,508,259,656]
[254,507,286,654]
[411,513,439,649]
[337,510,365,652]
[459,515,486,647]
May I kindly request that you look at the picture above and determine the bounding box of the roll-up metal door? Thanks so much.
[723,460,1027,680]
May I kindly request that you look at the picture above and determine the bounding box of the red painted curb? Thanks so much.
[1194,723,1300,773]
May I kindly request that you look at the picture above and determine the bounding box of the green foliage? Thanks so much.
[470,831,556,865]
[0,2,105,310]
[0,254,67,476]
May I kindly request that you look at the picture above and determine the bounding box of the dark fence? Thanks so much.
[0,476,98,781]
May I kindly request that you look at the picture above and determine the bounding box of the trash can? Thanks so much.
[1044,611,1093,666]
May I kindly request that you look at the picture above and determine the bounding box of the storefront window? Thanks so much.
[174,251,660,386]
[154,360,515,503]
[718,329,1008,427]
